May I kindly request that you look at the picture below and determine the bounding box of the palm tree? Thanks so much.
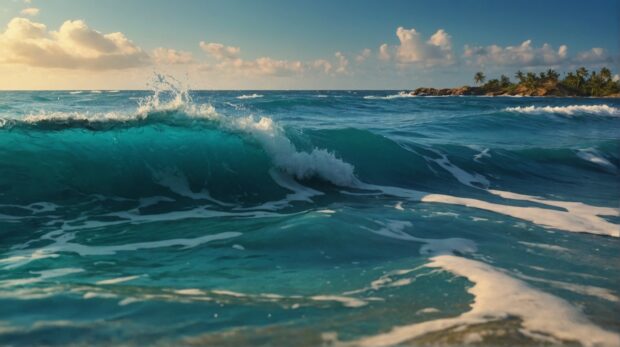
[474,72,486,85]
[576,67,588,90]
[515,70,525,84]
[600,67,612,81]
[546,69,560,82]
[500,74,511,87]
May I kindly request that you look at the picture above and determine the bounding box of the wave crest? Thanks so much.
[236,93,263,99]
[1,75,358,188]
[505,104,620,116]
[363,91,415,100]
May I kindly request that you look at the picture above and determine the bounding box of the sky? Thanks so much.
[0,0,618,89]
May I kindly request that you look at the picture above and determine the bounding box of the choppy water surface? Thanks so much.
[1,80,619,346]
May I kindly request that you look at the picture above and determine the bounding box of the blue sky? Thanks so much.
[0,0,618,89]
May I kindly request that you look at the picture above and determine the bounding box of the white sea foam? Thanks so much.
[518,241,569,252]
[149,166,232,206]
[2,231,241,268]
[473,148,491,163]
[423,189,619,237]
[363,91,415,100]
[352,255,620,347]
[236,93,263,99]
[505,104,620,116]
[232,115,357,186]
[515,272,619,302]
[576,148,617,172]
[424,150,489,189]
[96,275,141,285]
[362,220,477,256]
[356,182,619,237]
[310,295,367,308]
[0,268,83,287]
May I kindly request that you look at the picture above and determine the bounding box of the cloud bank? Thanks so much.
[0,17,149,70]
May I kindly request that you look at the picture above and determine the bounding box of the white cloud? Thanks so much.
[574,47,611,64]
[20,7,39,16]
[0,17,149,70]
[463,40,613,67]
[199,42,240,60]
[335,51,349,74]
[199,41,307,76]
[355,48,371,63]
[313,59,332,74]
[463,40,569,67]
[378,43,390,61]
[379,27,454,66]
[152,47,194,64]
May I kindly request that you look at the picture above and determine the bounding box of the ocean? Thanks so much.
[1,77,619,346]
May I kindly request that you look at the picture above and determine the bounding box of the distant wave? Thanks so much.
[69,91,83,94]
[363,91,415,100]
[236,93,263,99]
[505,104,620,116]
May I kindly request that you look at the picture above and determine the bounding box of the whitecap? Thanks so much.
[363,91,415,100]
[505,104,620,116]
[236,93,263,99]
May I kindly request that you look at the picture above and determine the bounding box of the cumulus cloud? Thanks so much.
[355,48,371,63]
[378,27,455,66]
[199,42,304,76]
[199,41,302,76]
[313,59,333,74]
[574,47,612,64]
[199,42,240,60]
[335,51,349,74]
[152,47,194,64]
[20,7,39,16]
[0,17,149,70]
[463,40,570,67]
[378,43,390,61]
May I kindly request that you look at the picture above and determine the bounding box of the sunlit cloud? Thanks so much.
[152,47,194,64]
[0,17,149,70]
[20,7,39,16]
[463,40,568,67]
[199,42,240,60]
[355,48,371,63]
[379,27,455,66]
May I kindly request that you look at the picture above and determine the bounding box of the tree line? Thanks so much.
[473,67,619,97]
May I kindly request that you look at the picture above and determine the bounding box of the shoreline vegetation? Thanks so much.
[409,67,620,97]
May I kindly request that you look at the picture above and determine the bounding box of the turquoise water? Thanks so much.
[1,80,619,346]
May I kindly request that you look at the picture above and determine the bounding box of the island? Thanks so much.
[409,67,620,97]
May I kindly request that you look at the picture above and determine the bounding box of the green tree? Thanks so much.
[546,69,560,83]
[500,74,511,88]
[576,67,589,91]
[600,67,612,81]
[474,72,486,85]
[515,70,525,84]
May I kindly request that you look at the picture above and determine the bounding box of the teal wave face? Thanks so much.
[1,82,619,346]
